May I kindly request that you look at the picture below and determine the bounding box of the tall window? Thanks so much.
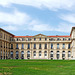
[27,51,30,59]
[22,44,24,49]
[57,51,60,59]
[39,44,41,49]
[11,44,13,49]
[62,51,65,59]
[34,44,36,49]
[50,51,53,58]
[33,51,36,57]
[68,44,70,49]
[68,51,71,58]
[28,43,30,49]
[45,44,47,49]
[16,44,18,49]
[21,51,24,59]
[44,51,47,58]
[11,51,13,59]
[16,51,19,59]
[39,51,41,58]
[51,43,53,49]
[57,43,59,49]
[62,43,65,49]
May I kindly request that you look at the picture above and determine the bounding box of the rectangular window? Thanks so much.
[39,44,41,49]
[62,43,65,49]
[68,44,70,49]
[34,44,36,49]
[57,43,59,49]
[22,44,24,49]
[11,44,13,49]
[28,43,30,49]
[51,43,53,49]
[45,44,47,49]
[16,44,18,49]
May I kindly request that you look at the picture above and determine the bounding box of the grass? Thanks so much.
[0,60,75,75]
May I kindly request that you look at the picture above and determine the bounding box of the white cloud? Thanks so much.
[1,25,18,31]
[0,0,75,10]
[60,14,75,24]
[0,10,31,25]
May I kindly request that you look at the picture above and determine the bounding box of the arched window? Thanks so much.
[33,51,36,58]
[21,51,24,59]
[62,51,65,60]
[16,51,19,59]
[56,51,60,59]
[68,51,71,58]
[44,51,47,58]
[11,51,13,59]
[50,51,53,58]
[0,50,2,59]
[39,51,41,58]
[27,51,30,59]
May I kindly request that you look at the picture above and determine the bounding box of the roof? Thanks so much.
[0,28,14,37]
[14,35,70,38]
[48,36,70,37]
[70,27,75,36]
[14,36,33,38]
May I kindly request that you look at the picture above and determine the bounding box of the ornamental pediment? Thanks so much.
[33,34,47,38]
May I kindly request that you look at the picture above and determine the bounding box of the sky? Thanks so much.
[0,0,75,36]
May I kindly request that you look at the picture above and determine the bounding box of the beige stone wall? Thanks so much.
[0,28,72,60]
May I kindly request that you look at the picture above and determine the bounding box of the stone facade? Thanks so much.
[0,27,75,60]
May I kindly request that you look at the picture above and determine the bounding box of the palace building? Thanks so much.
[0,27,75,60]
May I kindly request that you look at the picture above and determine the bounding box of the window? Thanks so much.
[57,51,60,59]
[68,38,70,41]
[34,44,36,49]
[11,44,13,49]
[22,44,24,49]
[62,51,65,58]
[44,51,47,57]
[28,43,30,49]
[45,38,47,41]
[17,38,18,41]
[63,38,65,41]
[68,44,70,49]
[22,38,24,41]
[16,44,18,49]
[39,38,41,41]
[45,44,47,49]
[68,51,71,57]
[33,51,36,57]
[57,38,60,41]
[57,43,59,49]
[39,44,41,49]
[34,38,36,41]
[16,51,19,59]
[62,43,65,49]
[27,51,30,58]
[21,51,24,59]
[39,51,41,57]
[11,51,13,59]
[51,43,53,49]
[50,51,53,58]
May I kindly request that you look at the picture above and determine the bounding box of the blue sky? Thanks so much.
[0,0,75,36]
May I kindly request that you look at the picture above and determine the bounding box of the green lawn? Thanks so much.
[0,60,75,75]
